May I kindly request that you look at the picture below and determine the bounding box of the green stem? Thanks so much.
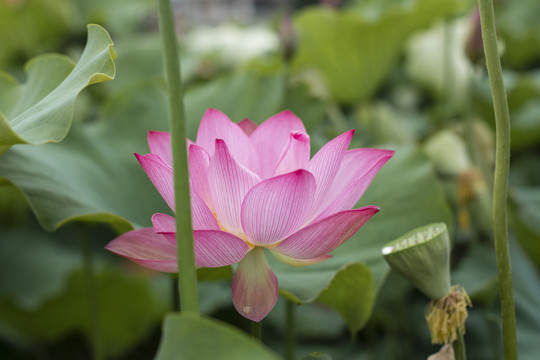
[157,0,199,313]
[81,227,104,360]
[476,1,518,359]
[452,331,467,360]
[252,320,262,342]
[285,300,296,360]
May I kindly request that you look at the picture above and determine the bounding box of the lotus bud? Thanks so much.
[423,130,471,177]
[279,12,296,63]
[382,223,451,300]
[465,9,484,64]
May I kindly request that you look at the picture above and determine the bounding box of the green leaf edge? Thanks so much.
[0,178,134,233]
[279,262,377,336]
[0,24,116,152]
[154,312,281,360]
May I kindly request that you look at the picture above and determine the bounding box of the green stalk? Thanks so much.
[476,1,518,359]
[81,227,104,360]
[452,331,467,360]
[252,320,262,342]
[285,300,296,360]
[157,0,199,313]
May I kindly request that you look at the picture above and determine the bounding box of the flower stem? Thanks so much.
[81,226,104,360]
[476,1,518,359]
[157,0,199,314]
[252,320,262,342]
[285,300,296,360]
[452,331,467,360]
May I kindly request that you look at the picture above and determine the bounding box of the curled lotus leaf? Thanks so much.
[0,24,116,154]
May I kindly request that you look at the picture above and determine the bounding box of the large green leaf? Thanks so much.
[271,147,452,334]
[317,263,374,335]
[0,0,72,68]
[495,0,540,69]
[0,85,170,232]
[0,219,169,357]
[452,240,540,360]
[301,353,333,360]
[154,313,280,360]
[511,239,540,360]
[0,267,168,357]
[0,24,115,153]
[0,227,80,311]
[292,0,469,104]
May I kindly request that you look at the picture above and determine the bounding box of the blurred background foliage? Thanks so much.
[1,0,539,359]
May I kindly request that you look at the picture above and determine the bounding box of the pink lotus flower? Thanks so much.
[106,109,393,322]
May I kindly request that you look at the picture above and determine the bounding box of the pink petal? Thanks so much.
[152,193,219,234]
[195,108,257,171]
[273,132,310,176]
[152,213,175,234]
[208,139,261,236]
[147,131,172,167]
[307,130,354,216]
[193,230,250,268]
[188,144,212,208]
[238,118,258,136]
[315,149,394,220]
[135,153,174,211]
[105,228,177,273]
[250,110,306,179]
[232,247,278,322]
[241,169,316,246]
[274,206,379,259]
[151,214,249,268]
[271,251,332,267]
[191,191,221,230]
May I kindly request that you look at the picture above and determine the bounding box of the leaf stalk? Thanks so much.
[476,0,518,358]
[157,0,199,314]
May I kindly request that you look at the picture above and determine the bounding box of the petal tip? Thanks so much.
[291,131,309,141]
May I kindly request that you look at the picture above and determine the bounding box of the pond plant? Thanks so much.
[0,0,537,359]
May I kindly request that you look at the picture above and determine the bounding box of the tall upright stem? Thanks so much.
[285,300,296,360]
[81,227,104,360]
[476,1,517,359]
[157,0,199,313]
[252,320,262,342]
[452,331,467,360]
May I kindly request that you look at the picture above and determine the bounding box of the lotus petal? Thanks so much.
[274,206,379,259]
[232,247,278,322]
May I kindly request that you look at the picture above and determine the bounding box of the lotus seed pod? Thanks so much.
[382,223,451,300]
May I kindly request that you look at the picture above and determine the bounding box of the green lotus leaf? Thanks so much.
[0,226,169,359]
[453,240,540,360]
[155,313,280,360]
[0,24,115,154]
[495,0,540,69]
[0,226,80,311]
[292,0,469,104]
[301,352,333,360]
[0,85,170,233]
[509,185,540,267]
[0,0,72,68]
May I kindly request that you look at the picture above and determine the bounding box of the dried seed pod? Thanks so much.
[426,285,472,344]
